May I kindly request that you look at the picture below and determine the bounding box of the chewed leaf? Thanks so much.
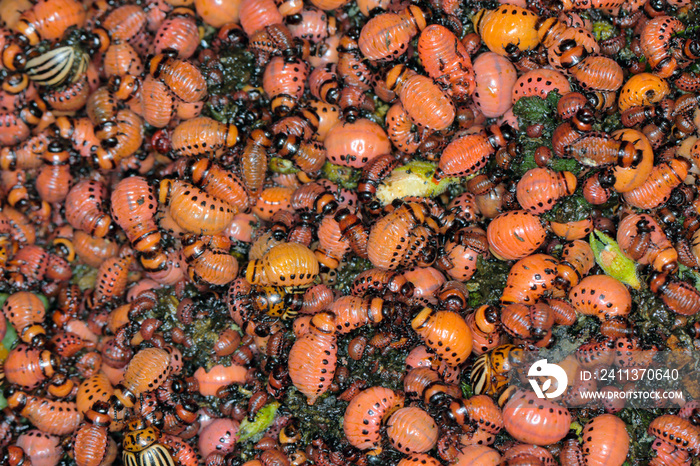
[589,230,641,289]
[238,401,280,443]
[375,160,460,205]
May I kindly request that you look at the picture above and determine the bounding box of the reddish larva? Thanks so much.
[358,6,426,61]
[487,210,547,261]
[516,168,577,214]
[6,390,82,435]
[650,272,700,316]
[386,407,438,454]
[159,179,236,235]
[263,56,309,116]
[503,390,571,445]
[512,69,571,104]
[325,118,391,169]
[569,275,632,320]
[343,386,404,450]
[288,312,338,405]
[15,0,86,45]
[150,54,208,103]
[437,124,512,179]
[111,176,162,256]
[501,254,558,305]
[171,116,239,158]
[412,307,472,367]
[2,291,47,345]
[581,414,630,466]
[417,24,475,100]
[386,65,455,132]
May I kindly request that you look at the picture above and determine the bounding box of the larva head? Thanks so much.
[85,401,112,427]
[562,171,578,195]
[158,179,174,205]
[406,5,427,31]
[149,53,169,77]
[472,9,487,34]
[310,310,337,335]
[369,298,384,324]
[411,307,434,332]
[225,123,239,148]
[246,259,265,285]
[385,64,410,93]
[5,387,27,411]
[22,324,47,346]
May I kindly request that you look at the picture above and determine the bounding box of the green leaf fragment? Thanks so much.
[679,264,700,291]
[589,230,641,290]
[375,160,461,205]
[238,401,280,443]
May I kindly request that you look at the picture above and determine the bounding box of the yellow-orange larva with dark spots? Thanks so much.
[411,307,472,367]
[246,242,319,288]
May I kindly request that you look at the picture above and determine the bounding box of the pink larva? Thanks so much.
[472,52,517,118]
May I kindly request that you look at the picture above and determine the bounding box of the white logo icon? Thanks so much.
[528,359,568,399]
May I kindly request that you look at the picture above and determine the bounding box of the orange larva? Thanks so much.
[159,179,236,235]
[487,210,547,261]
[386,102,421,155]
[103,41,144,77]
[111,176,162,255]
[140,74,175,128]
[150,54,208,103]
[101,4,147,43]
[15,430,64,466]
[2,291,46,345]
[386,64,455,132]
[325,118,391,169]
[263,56,309,116]
[288,312,338,405]
[386,407,438,454]
[178,157,250,213]
[238,0,283,36]
[246,242,319,288]
[171,116,239,158]
[503,390,571,445]
[516,168,577,214]
[473,5,540,57]
[4,344,58,389]
[453,446,502,465]
[6,390,82,435]
[648,415,700,453]
[623,158,690,210]
[650,272,700,316]
[327,296,383,334]
[15,0,86,45]
[412,307,472,367]
[113,347,171,408]
[437,124,512,179]
[93,109,144,170]
[253,186,294,222]
[358,6,426,62]
[418,24,475,100]
[93,256,132,305]
[182,234,239,286]
[153,9,200,59]
[73,403,115,466]
[343,386,405,450]
[501,254,558,305]
[582,414,630,466]
[569,275,632,320]
[73,231,120,268]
